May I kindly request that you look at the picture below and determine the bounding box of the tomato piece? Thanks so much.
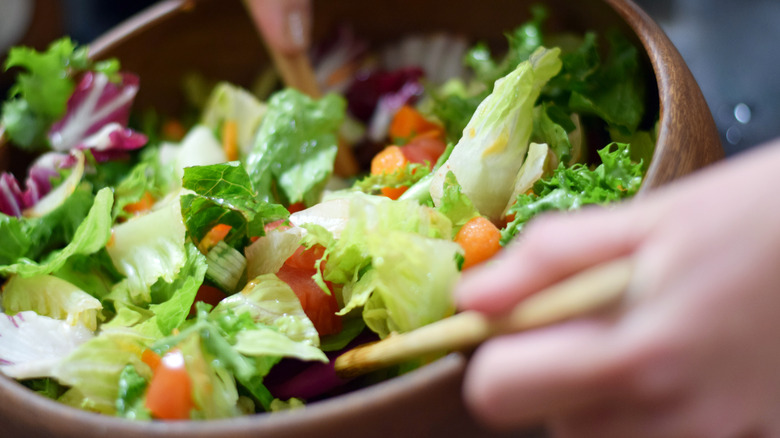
[287,202,306,214]
[277,245,342,336]
[145,349,194,420]
[400,135,447,168]
[188,284,227,317]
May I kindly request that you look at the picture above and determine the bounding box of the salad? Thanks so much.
[0,7,654,420]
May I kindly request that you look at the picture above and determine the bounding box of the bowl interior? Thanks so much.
[0,0,721,437]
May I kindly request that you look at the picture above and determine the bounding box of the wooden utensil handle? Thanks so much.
[334,257,633,379]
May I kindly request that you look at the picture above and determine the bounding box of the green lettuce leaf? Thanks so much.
[353,162,432,196]
[53,330,152,414]
[434,171,480,237]
[105,197,186,305]
[501,142,643,244]
[213,273,320,347]
[115,364,151,420]
[2,274,102,330]
[244,88,345,206]
[361,231,461,338]
[429,47,562,221]
[145,243,208,336]
[300,194,459,338]
[2,37,119,150]
[0,187,113,277]
[180,162,289,246]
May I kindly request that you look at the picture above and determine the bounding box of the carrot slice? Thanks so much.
[370,145,410,200]
[197,224,233,254]
[455,216,503,270]
[123,192,156,216]
[389,105,443,141]
[222,120,239,161]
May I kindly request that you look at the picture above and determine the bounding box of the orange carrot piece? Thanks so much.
[389,105,443,141]
[141,349,162,372]
[123,192,156,215]
[222,120,239,161]
[370,145,409,200]
[455,216,503,270]
[197,223,233,254]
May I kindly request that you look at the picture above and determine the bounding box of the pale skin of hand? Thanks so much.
[456,138,780,438]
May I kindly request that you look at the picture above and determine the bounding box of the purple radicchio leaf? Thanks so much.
[344,66,424,122]
[48,71,147,159]
[0,173,24,217]
[0,152,68,217]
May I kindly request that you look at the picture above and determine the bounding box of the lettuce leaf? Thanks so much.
[105,197,186,305]
[0,311,94,379]
[2,274,102,331]
[0,187,113,277]
[501,142,643,244]
[180,162,289,245]
[53,330,152,414]
[434,171,480,237]
[361,231,460,338]
[145,243,208,336]
[1,37,119,150]
[201,82,267,158]
[300,193,459,338]
[429,47,562,221]
[213,274,320,347]
[244,88,345,206]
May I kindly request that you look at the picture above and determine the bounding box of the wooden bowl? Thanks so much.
[0,0,722,437]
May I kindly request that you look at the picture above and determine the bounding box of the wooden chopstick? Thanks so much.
[334,256,633,379]
[243,0,359,177]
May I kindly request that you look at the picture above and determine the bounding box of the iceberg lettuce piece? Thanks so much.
[158,125,228,186]
[53,330,151,414]
[233,327,327,363]
[214,274,320,347]
[361,231,460,338]
[245,226,304,279]
[300,193,459,338]
[201,82,267,157]
[429,47,562,222]
[0,311,93,379]
[106,197,186,305]
[2,274,102,331]
[502,141,550,217]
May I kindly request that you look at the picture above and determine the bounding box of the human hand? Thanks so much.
[456,138,780,438]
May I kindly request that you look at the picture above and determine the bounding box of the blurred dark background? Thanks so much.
[1,0,777,156]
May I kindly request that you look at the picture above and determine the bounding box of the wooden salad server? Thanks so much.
[334,256,634,378]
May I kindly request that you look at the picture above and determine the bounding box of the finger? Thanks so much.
[456,203,646,314]
[244,0,312,54]
[463,318,622,430]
